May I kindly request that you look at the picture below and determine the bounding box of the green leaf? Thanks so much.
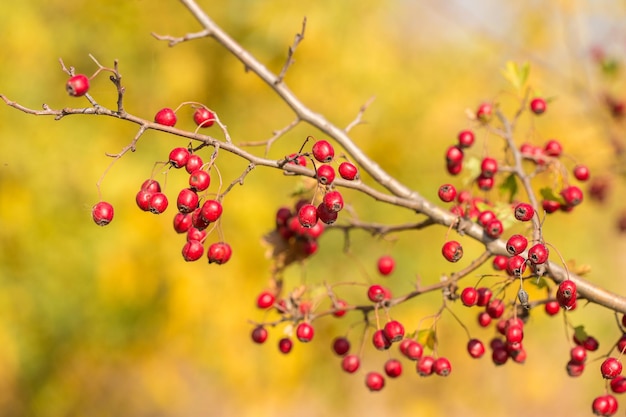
[501,61,530,93]
[573,325,588,343]
[416,329,436,350]
[539,187,564,204]
[498,173,519,203]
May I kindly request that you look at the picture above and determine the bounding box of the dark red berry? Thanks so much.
[278,337,293,354]
[476,287,493,307]
[332,337,351,356]
[154,107,177,126]
[442,240,463,262]
[66,74,90,97]
[141,179,161,193]
[484,218,503,238]
[486,298,505,319]
[92,201,114,226]
[251,326,268,344]
[447,162,463,175]
[610,375,626,394]
[193,107,215,128]
[476,174,494,191]
[287,153,307,167]
[173,212,192,234]
[316,203,338,225]
[542,199,561,214]
[372,329,392,350]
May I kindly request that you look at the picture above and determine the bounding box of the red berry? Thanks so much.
[148,193,169,214]
[506,255,527,277]
[296,322,314,342]
[542,199,561,214]
[371,329,391,350]
[570,345,587,364]
[467,338,485,358]
[486,298,505,319]
[561,186,584,207]
[438,184,457,202]
[185,154,204,174]
[154,107,177,126]
[477,210,496,227]
[342,354,360,373]
[484,218,503,238]
[506,234,528,256]
[457,130,475,148]
[92,201,114,226]
[528,243,549,264]
[377,255,395,276]
[530,97,547,115]
[312,140,335,163]
[168,147,190,168]
[297,204,318,228]
[492,255,508,271]
[141,179,161,193]
[173,212,192,234]
[417,355,435,376]
[384,359,403,378]
[332,337,351,356]
[316,203,338,225]
[433,357,452,376]
[476,102,493,122]
[207,242,232,264]
[514,203,535,222]
[399,339,424,361]
[445,146,464,164]
[256,291,275,309]
[442,240,463,262]
[447,162,463,175]
[182,240,204,262]
[460,287,478,307]
[492,348,509,365]
[544,139,563,157]
[322,190,344,213]
[383,320,405,342]
[338,161,359,180]
[611,376,626,394]
[592,394,618,416]
[544,300,560,316]
[505,325,524,344]
[251,326,268,344]
[365,372,385,391]
[176,188,199,214]
[200,199,223,223]
[66,74,90,97]
[189,170,211,192]
[136,190,152,212]
[601,357,623,379]
[480,157,498,178]
[478,311,492,327]
[287,153,307,167]
[278,337,293,354]
[566,359,585,377]
[332,299,348,318]
[476,174,494,191]
[316,164,336,185]
[193,107,215,128]
[557,280,577,309]
[573,165,590,181]
[476,287,492,307]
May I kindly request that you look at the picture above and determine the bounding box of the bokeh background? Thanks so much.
[2,1,626,416]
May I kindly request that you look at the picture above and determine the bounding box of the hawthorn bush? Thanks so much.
[3,1,626,416]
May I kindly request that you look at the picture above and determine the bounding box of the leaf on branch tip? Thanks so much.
[501,61,530,93]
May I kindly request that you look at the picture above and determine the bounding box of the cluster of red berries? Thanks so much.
[154,105,216,129]
[274,199,327,259]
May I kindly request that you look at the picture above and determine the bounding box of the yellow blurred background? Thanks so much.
[2,1,626,416]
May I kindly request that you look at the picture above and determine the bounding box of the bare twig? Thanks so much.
[345,96,376,133]
[276,17,307,84]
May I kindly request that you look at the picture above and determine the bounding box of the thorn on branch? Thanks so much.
[345,96,376,133]
[151,29,211,47]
